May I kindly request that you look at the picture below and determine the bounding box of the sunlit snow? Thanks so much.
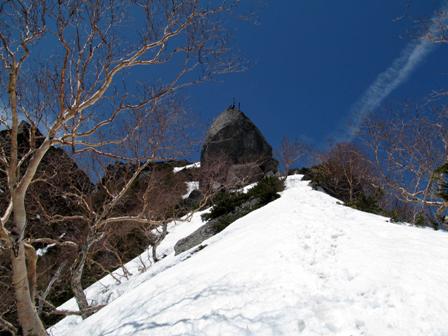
[49,175,448,336]
[173,162,200,173]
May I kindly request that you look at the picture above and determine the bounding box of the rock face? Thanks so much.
[0,122,94,241]
[200,106,278,189]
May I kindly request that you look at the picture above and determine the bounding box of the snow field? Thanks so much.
[50,175,448,336]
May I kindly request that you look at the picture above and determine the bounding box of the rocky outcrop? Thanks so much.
[200,106,277,190]
[173,219,219,255]
[0,122,93,239]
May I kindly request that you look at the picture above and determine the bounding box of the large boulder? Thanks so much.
[200,106,278,189]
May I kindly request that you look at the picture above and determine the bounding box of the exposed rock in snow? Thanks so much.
[173,217,219,256]
[50,175,448,336]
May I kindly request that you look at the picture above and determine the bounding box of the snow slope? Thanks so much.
[50,175,448,336]
[48,210,210,335]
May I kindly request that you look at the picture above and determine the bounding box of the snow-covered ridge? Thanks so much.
[50,175,448,336]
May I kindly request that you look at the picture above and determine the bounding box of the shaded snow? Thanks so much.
[50,175,448,336]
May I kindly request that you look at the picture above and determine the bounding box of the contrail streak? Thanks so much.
[341,3,448,142]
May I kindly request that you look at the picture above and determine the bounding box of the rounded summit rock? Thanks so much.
[200,105,278,190]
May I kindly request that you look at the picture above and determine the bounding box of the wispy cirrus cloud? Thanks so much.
[339,3,448,142]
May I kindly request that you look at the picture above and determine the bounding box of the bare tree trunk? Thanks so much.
[70,243,91,319]
[151,223,168,262]
[10,193,46,336]
[11,245,46,336]
[151,245,158,263]
[24,243,38,304]
[38,261,66,316]
[70,274,90,320]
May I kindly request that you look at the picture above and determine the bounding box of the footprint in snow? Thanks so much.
[297,319,306,332]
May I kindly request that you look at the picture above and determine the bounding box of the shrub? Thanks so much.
[202,191,248,221]
[414,212,427,226]
[202,175,285,222]
[297,144,386,216]
[247,175,285,203]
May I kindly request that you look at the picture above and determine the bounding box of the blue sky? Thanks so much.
[185,0,448,154]
[3,1,446,159]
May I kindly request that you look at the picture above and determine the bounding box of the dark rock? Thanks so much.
[185,189,203,206]
[176,189,204,216]
[200,106,278,190]
[96,160,187,220]
[0,121,45,157]
[175,165,201,182]
[0,122,93,239]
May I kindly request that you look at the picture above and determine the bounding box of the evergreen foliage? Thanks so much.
[414,212,427,227]
[347,193,383,215]
[202,176,285,222]
[435,162,448,202]
[249,176,285,203]
[202,191,248,221]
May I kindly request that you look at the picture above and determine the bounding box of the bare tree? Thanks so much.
[0,1,241,334]
[354,8,448,226]
[0,97,215,327]
[361,105,448,227]
[277,136,309,176]
[309,143,381,209]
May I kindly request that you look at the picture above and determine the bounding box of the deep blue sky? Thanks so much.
[6,1,447,160]
[186,0,448,155]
